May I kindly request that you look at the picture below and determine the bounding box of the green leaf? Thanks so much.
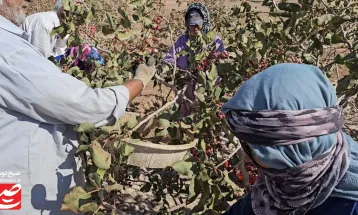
[81,77,91,87]
[200,140,206,151]
[241,35,248,44]
[194,92,205,102]
[223,170,241,191]
[335,53,346,64]
[250,51,262,64]
[116,31,132,41]
[188,176,199,202]
[255,41,263,49]
[196,87,206,94]
[285,51,296,57]
[209,185,222,209]
[331,34,344,44]
[159,118,171,129]
[104,184,124,193]
[129,0,141,7]
[192,183,211,212]
[198,71,207,86]
[132,14,139,22]
[97,168,107,180]
[120,143,135,156]
[177,49,189,57]
[95,80,103,88]
[277,3,302,12]
[79,133,90,145]
[315,14,334,26]
[91,141,111,170]
[102,25,116,35]
[51,26,64,37]
[100,126,111,135]
[106,13,115,29]
[214,87,222,101]
[76,145,90,154]
[204,31,216,42]
[180,121,191,129]
[66,66,80,75]
[61,187,91,213]
[143,17,152,27]
[63,0,71,11]
[85,8,94,23]
[140,182,152,192]
[79,202,99,213]
[118,7,131,28]
[155,128,169,137]
[303,54,315,64]
[171,160,193,177]
[115,77,124,85]
[208,63,218,81]
[197,169,210,182]
[194,119,204,131]
[127,116,138,129]
[103,80,116,88]
[195,52,205,61]
[76,122,96,133]
[69,22,75,31]
[88,173,101,188]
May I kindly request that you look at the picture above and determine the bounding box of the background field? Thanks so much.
[27,0,357,137]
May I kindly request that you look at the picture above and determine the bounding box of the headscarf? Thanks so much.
[64,43,104,72]
[222,63,358,214]
[185,3,211,34]
[187,10,204,26]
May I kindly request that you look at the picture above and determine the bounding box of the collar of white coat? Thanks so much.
[0,15,29,40]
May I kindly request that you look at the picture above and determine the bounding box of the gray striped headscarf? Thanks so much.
[223,63,357,215]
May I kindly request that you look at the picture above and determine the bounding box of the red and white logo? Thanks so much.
[0,184,21,210]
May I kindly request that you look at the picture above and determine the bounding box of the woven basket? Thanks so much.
[120,112,196,168]
[125,140,197,169]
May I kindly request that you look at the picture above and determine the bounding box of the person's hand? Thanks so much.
[133,56,156,88]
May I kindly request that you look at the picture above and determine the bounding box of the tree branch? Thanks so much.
[215,146,241,169]
[161,16,177,85]
[154,74,176,89]
[130,86,187,132]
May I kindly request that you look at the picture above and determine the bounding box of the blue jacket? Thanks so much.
[224,192,358,215]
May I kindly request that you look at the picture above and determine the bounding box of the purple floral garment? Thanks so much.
[162,33,225,117]
[163,33,225,70]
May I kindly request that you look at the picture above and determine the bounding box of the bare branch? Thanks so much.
[154,74,176,89]
[161,16,177,85]
[180,69,198,79]
[130,86,187,132]
[215,144,241,169]
[336,64,340,80]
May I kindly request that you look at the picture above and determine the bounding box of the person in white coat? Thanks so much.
[21,0,67,58]
[0,0,156,214]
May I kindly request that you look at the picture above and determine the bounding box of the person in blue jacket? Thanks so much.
[222,63,358,215]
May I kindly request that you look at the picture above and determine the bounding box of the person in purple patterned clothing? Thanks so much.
[163,3,225,70]
[163,2,225,116]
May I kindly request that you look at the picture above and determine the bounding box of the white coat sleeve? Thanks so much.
[0,48,129,126]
